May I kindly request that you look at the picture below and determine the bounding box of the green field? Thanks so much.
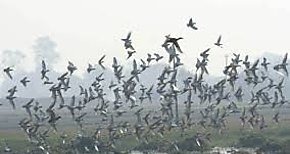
[1,106,290,154]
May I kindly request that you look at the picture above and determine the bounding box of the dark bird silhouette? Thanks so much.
[127,50,136,59]
[67,61,77,75]
[200,48,210,61]
[261,57,270,71]
[187,18,198,30]
[147,53,155,64]
[214,35,223,47]
[274,53,288,76]
[154,53,164,62]
[121,31,134,50]
[98,54,106,70]
[6,95,16,110]
[243,55,250,68]
[163,35,183,53]
[41,60,49,80]
[3,66,13,80]
[22,98,34,119]
[273,112,280,124]
[20,77,30,87]
[87,63,96,73]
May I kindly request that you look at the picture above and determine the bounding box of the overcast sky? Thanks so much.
[0,0,290,79]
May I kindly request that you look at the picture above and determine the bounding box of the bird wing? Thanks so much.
[217,35,221,44]
[42,60,46,70]
[189,18,193,25]
[127,31,132,40]
[283,53,288,64]
[113,57,118,65]
[99,55,106,63]
[68,61,74,66]
[7,72,12,79]
[147,84,154,93]
[252,59,259,68]
[133,59,137,71]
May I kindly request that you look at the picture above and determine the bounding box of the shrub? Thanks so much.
[238,133,266,148]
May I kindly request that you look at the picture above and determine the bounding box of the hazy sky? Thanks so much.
[0,0,290,78]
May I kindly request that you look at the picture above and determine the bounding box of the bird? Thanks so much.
[6,95,16,110]
[3,140,12,152]
[261,57,270,71]
[41,60,49,80]
[147,53,155,64]
[108,80,117,89]
[196,58,209,76]
[87,63,96,73]
[121,31,134,50]
[131,59,140,82]
[20,77,30,87]
[274,53,288,76]
[214,35,223,47]
[239,107,247,128]
[22,98,34,119]
[140,59,149,71]
[47,108,61,132]
[146,85,154,103]
[174,56,183,68]
[163,35,184,53]
[6,86,17,109]
[154,53,164,62]
[43,80,53,85]
[187,18,198,30]
[57,72,69,82]
[127,50,136,59]
[3,66,13,80]
[98,54,106,70]
[67,61,77,75]
[243,55,250,68]
[273,112,280,124]
[75,112,87,130]
[275,78,284,96]
[200,48,210,61]
[112,57,120,71]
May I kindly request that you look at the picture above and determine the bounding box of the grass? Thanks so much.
[1,102,290,153]
[1,122,290,153]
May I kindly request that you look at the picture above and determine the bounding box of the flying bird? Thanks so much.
[3,66,13,80]
[147,53,155,64]
[163,35,184,53]
[274,53,288,76]
[41,60,49,80]
[154,53,164,62]
[67,61,77,75]
[22,98,34,119]
[127,50,136,59]
[187,18,198,30]
[121,31,134,50]
[214,35,223,47]
[87,63,96,73]
[98,55,106,70]
[200,48,210,61]
[261,57,270,71]
[20,77,30,87]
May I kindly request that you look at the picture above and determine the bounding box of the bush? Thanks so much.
[261,139,282,153]
[280,139,290,153]
[238,133,283,153]
[134,140,165,152]
[238,133,266,148]
[177,137,210,152]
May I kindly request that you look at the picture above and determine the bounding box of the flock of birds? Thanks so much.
[0,18,289,153]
